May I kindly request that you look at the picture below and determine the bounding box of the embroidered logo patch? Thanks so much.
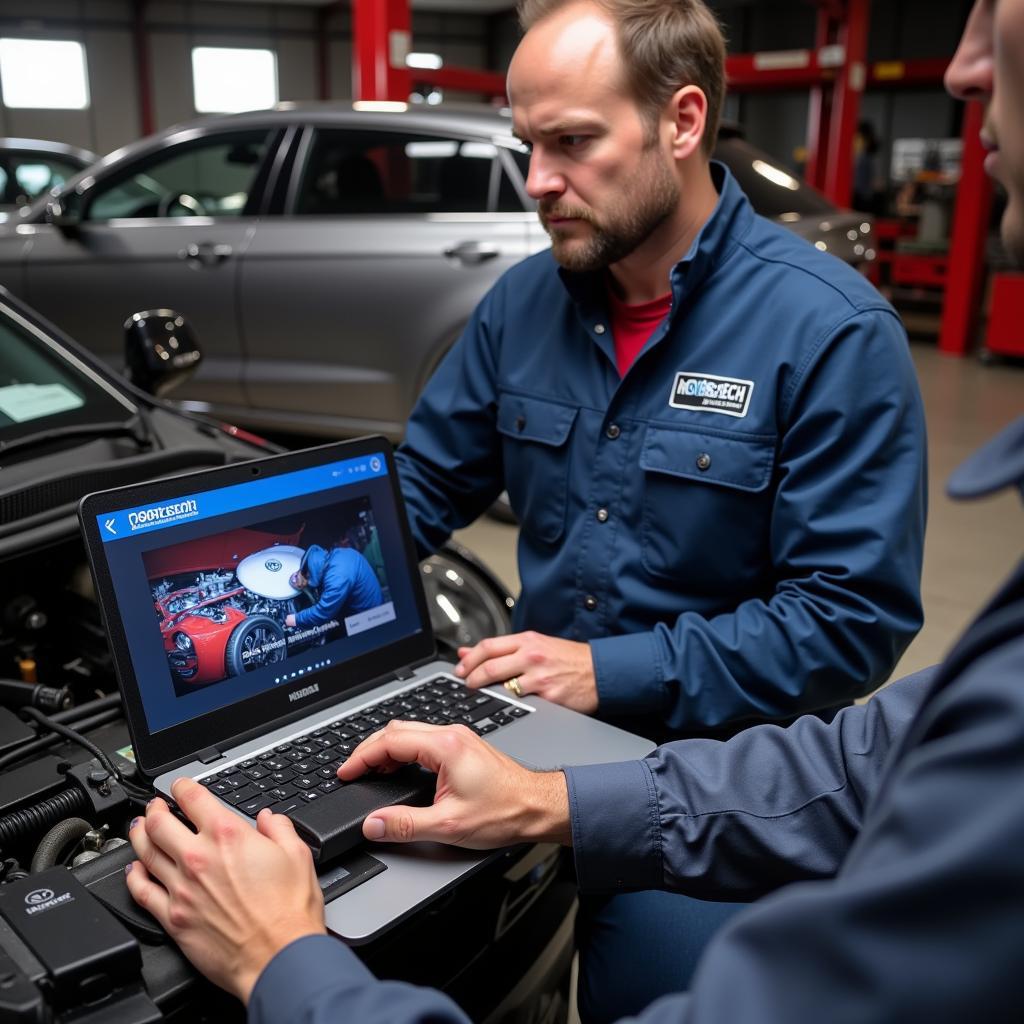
[669,372,754,418]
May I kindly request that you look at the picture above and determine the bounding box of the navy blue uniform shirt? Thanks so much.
[396,164,927,731]
[250,418,1024,1024]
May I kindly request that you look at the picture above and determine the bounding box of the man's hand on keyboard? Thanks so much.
[338,721,572,849]
[125,778,326,1004]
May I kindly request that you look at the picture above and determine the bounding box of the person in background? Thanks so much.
[853,119,883,213]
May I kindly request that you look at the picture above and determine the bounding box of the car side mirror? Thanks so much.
[124,309,203,397]
[44,197,82,235]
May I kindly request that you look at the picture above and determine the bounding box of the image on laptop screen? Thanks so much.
[94,449,425,735]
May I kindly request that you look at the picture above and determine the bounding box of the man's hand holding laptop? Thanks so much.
[125,721,571,1002]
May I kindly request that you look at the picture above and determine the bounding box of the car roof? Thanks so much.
[158,102,517,141]
[0,137,97,166]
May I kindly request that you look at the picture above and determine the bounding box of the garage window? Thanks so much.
[192,47,278,114]
[0,39,89,109]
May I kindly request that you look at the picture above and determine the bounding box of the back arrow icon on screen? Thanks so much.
[105,519,117,535]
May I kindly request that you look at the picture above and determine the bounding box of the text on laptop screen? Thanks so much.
[95,452,424,734]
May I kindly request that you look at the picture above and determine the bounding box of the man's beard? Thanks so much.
[539,150,680,272]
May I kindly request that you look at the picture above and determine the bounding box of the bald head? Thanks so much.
[509,3,624,109]
[513,0,726,156]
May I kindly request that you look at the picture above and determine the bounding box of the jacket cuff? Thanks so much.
[564,760,663,892]
[249,934,374,1023]
[590,632,664,715]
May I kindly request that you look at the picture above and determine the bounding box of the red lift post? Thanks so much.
[352,0,411,102]
[939,101,995,356]
[132,0,155,137]
[822,0,868,208]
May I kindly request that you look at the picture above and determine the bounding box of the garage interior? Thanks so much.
[0,0,1016,677]
[0,0,1020,1020]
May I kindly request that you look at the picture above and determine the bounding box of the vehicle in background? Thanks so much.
[0,106,873,442]
[0,137,96,217]
[715,124,877,263]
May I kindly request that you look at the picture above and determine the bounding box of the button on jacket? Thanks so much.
[396,164,926,731]
[248,418,1024,1024]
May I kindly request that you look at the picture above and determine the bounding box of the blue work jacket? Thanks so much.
[396,164,926,731]
[249,418,1024,1024]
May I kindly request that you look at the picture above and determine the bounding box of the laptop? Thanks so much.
[79,437,654,941]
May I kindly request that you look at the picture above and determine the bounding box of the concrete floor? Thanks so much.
[455,342,1023,686]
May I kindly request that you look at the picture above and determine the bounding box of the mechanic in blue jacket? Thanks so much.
[122,2,1022,1018]
[393,0,925,1013]
[283,542,383,631]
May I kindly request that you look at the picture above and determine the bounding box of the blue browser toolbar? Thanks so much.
[97,452,388,543]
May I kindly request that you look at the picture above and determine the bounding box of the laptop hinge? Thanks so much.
[393,667,416,681]
[196,746,224,765]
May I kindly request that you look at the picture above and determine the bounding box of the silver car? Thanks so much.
[0,105,873,441]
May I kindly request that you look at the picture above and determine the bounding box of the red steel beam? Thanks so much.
[938,101,994,357]
[726,53,835,91]
[132,0,155,136]
[413,64,506,99]
[823,0,869,208]
[352,0,411,102]
[869,58,949,88]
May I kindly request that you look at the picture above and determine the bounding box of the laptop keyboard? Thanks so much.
[198,676,531,819]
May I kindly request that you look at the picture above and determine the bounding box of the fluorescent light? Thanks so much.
[406,52,443,70]
[353,100,408,113]
[192,47,277,114]
[406,141,458,158]
[0,39,89,109]
[460,142,497,159]
[752,159,800,191]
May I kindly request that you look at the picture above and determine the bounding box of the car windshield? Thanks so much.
[0,305,134,444]
[715,137,835,218]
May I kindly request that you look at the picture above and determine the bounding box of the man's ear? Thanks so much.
[666,84,709,161]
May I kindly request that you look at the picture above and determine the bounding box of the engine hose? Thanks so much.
[31,817,93,873]
[0,787,89,855]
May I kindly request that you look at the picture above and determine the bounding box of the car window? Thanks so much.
[0,307,130,440]
[85,130,272,221]
[715,137,834,219]
[12,157,81,203]
[497,146,532,212]
[503,148,535,211]
[292,129,522,215]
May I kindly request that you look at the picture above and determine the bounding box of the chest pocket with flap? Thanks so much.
[639,424,777,584]
[497,393,578,544]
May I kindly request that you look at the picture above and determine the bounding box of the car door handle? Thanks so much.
[443,241,500,265]
[178,242,233,267]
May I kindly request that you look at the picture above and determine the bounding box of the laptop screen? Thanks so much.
[82,441,434,771]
